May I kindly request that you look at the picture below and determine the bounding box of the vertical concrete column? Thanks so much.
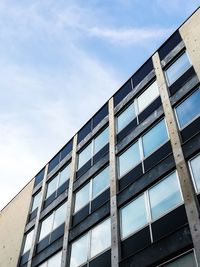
[61,134,77,267]
[179,8,200,78]
[108,98,120,267]
[153,52,200,266]
[27,164,49,267]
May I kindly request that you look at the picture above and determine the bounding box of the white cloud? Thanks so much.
[86,26,172,45]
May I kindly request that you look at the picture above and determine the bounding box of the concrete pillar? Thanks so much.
[108,98,120,267]
[153,52,200,266]
[27,164,49,267]
[61,135,77,267]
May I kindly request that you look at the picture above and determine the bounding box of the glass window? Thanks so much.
[137,81,159,113]
[149,172,182,220]
[39,213,54,241]
[38,251,62,267]
[70,233,89,267]
[74,183,90,213]
[59,163,71,187]
[117,104,136,133]
[46,175,59,199]
[48,251,62,267]
[161,251,197,267]
[120,194,147,239]
[94,127,109,154]
[118,141,141,178]
[23,229,34,254]
[52,202,67,230]
[90,218,111,258]
[189,154,200,192]
[39,202,67,241]
[31,190,41,212]
[142,119,168,157]
[92,166,109,199]
[165,51,191,86]
[77,142,92,170]
[175,88,200,128]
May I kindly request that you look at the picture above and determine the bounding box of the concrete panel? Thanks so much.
[179,8,200,78]
[0,180,34,267]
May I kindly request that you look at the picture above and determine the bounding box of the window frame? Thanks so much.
[22,228,34,255]
[45,162,71,200]
[30,190,41,213]
[38,202,67,242]
[157,249,197,267]
[164,50,192,86]
[69,217,111,267]
[188,152,200,194]
[117,118,169,179]
[119,170,183,241]
[174,87,200,130]
[116,79,160,134]
[73,165,110,214]
[77,126,109,170]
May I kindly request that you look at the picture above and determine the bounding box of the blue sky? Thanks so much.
[0,0,199,210]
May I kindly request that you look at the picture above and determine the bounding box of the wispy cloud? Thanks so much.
[86,26,172,45]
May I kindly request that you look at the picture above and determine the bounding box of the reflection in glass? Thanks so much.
[48,251,62,267]
[162,252,197,267]
[118,141,140,177]
[53,202,67,230]
[165,52,191,86]
[59,163,71,187]
[142,119,168,157]
[70,234,88,267]
[94,127,109,154]
[176,88,200,128]
[92,166,109,199]
[74,183,90,213]
[39,214,54,241]
[190,154,200,192]
[117,104,136,133]
[46,175,59,199]
[90,218,111,258]
[31,191,41,212]
[137,81,159,113]
[77,142,92,170]
[149,172,182,220]
[23,230,34,254]
[120,194,147,239]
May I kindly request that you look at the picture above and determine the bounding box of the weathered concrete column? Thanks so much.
[153,52,200,266]
[61,134,77,267]
[27,164,49,267]
[108,98,120,267]
[179,8,200,78]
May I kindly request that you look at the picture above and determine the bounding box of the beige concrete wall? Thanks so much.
[179,8,200,78]
[0,180,34,267]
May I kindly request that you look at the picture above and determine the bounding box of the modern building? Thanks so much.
[1,6,200,267]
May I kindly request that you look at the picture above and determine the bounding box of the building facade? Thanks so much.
[1,7,200,267]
